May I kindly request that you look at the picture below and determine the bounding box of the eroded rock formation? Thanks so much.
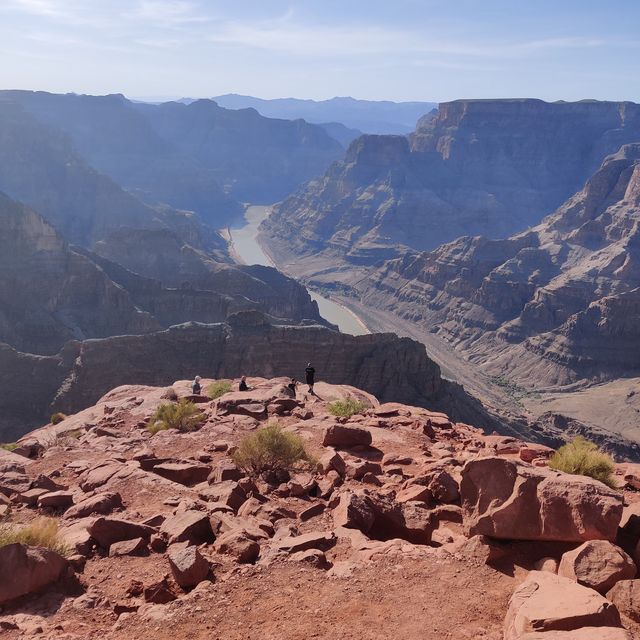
[262,99,640,264]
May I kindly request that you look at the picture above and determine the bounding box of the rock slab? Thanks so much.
[461,457,623,542]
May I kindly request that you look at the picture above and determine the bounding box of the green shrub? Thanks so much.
[0,517,69,555]
[50,412,67,425]
[147,399,205,434]
[549,437,617,489]
[1,442,17,451]
[207,380,232,399]
[327,397,368,418]
[232,423,312,476]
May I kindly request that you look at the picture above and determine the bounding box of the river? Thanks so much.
[229,205,369,336]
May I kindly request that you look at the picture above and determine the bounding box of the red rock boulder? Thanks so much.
[504,571,622,639]
[322,425,372,448]
[461,457,622,542]
[0,543,69,605]
[168,546,210,589]
[558,540,636,594]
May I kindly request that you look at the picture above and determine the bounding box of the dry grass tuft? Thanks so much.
[328,397,368,418]
[0,517,70,555]
[233,423,312,476]
[147,399,205,434]
[549,436,617,489]
[207,380,232,399]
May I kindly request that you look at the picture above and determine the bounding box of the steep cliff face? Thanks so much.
[0,314,493,440]
[357,144,640,386]
[262,99,640,265]
[0,91,343,213]
[0,100,229,257]
[0,193,160,355]
[0,193,326,355]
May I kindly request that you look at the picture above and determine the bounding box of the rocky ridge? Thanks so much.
[0,313,493,442]
[355,144,640,389]
[0,194,326,357]
[1,377,640,638]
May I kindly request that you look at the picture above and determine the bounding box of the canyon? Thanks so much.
[263,99,640,264]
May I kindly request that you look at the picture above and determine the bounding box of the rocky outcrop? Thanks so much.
[0,543,69,605]
[2,376,640,637]
[356,144,640,387]
[460,457,623,542]
[262,99,640,263]
[0,194,325,357]
[0,314,488,441]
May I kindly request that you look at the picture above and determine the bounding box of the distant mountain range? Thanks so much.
[0,91,345,215]
[211,94,437,135]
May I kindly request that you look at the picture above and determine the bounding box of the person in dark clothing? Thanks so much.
[287,378,298,395]
[192,376,202,395]
[239,376,249,392]
[305,363,315,393]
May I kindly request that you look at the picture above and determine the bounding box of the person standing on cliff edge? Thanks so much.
[305,363,316,394]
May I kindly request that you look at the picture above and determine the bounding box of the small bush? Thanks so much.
[233,423,312,476]
[50,412,67,425]
[147,399,205,434]
[207,380,232,399]
[1,442,17,451]
[549,437,617,489]
[328,397,368,418]
[0,517,69,555]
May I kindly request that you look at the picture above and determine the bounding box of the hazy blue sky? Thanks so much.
[0,0,638,102]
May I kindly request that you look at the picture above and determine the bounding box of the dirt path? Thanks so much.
[110,556,513,640]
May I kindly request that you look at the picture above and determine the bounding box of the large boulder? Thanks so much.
[152,462,211,486]
[504,571,622,639]
[63,492,122,519]
[322,424,372,448]
[214,530,260,563]
[332,490,433,544]
[461,457,623,542]
[87,517,155,548]
[558,541,636,594]
[0,543,68,605]
[168,546,210,589]
[160,511,215,545]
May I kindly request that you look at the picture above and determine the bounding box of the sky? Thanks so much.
[0,0,638,103]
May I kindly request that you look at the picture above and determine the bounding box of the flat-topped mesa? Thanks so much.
[414,98,640,140]
[261,99,640,266]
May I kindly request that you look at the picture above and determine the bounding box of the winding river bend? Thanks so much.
[229,205,369,336]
